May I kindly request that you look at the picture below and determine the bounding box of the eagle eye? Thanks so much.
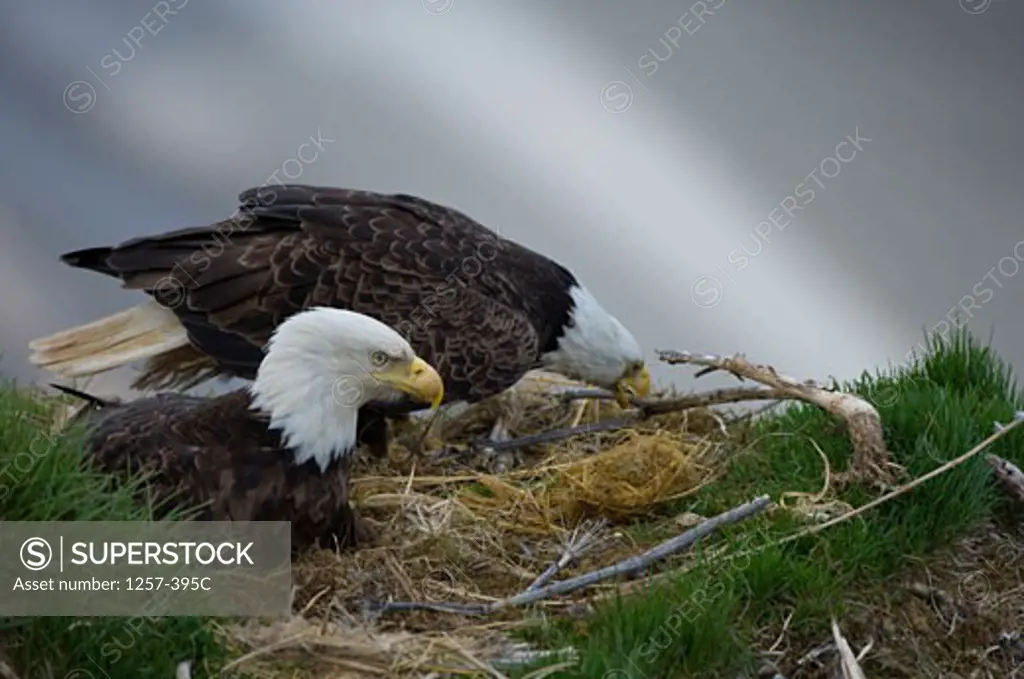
[370,350,390,367]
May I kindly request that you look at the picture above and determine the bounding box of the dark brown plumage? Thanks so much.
[58,386,362,553]
[62,185,577,400]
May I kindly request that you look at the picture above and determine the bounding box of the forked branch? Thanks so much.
[657,350,897,487]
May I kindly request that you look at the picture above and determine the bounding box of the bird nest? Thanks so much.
[224,378,733,677]
[50,354,893,677]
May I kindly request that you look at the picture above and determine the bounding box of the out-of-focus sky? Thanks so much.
[1,0,1022,398]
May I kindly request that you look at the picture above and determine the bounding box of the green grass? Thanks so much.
[0,384,229,678]
[517,329,1024,678]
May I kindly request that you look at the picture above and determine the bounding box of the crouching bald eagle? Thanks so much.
[55,307,444,552]
[29,185,650,448]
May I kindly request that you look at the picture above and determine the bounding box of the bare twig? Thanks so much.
[657,350,897,486]
[796,640,836,667]
[525,519,609,592]
[0,657,21,679]
[830,618,867,679]
[490,645,578,672]
[726,399,786,425]
[471,385,790,455]
[987,454,1024,503]
[992,410,1024,433]
[175,660,192,679]
[766,609,795,656]
[558,388,615,403]
[639,387,790,417]
[474,418,633,453]
[773,416,1024,546]
[907,581,958,615]
[557,386,788,415]
[370,495,772,616]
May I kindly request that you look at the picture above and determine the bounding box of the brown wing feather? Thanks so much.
[62,185,578,399]
[78,391,359,551]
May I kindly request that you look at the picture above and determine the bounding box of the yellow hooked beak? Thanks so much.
[613,364,651,408]
[372,356,445,409]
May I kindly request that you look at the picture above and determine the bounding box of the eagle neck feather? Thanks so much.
[539,284,642,386]
[247,376,358,473]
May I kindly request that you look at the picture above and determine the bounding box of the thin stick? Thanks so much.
[726,399,785,425]
[175,660,192,679]
[220,632,310,672]
[467,392,784,455]
[369,495,771,616]
[831,618,867,679]
[475,418,634,453]
[0,657,21,679]
[472,386,793,455]
[657,349,896,486]
[639,387,790,417]
[416,407,444,451]
[438,633,509,679]
[557,388,617,402]
[525,519,608,592]
[986,453,1024,503]
[774,416,1024,547]
[557,387,788,414]
[460,385,794,458]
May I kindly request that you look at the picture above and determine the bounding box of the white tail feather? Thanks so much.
[28,301,189,377]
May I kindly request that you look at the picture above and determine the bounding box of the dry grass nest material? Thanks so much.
[225,382,731,677]
[459,429,709,526]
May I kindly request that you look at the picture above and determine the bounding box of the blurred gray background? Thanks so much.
[1,0,1022,398]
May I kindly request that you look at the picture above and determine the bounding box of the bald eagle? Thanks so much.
[29,185,649,447]
[53,307,444,552]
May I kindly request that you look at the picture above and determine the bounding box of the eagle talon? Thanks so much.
[331,507,374,548]
[613,364,651,409]
[614,388,633,410]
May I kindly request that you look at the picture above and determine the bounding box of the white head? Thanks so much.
[539,285,650,407]
[249,307,444,471]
